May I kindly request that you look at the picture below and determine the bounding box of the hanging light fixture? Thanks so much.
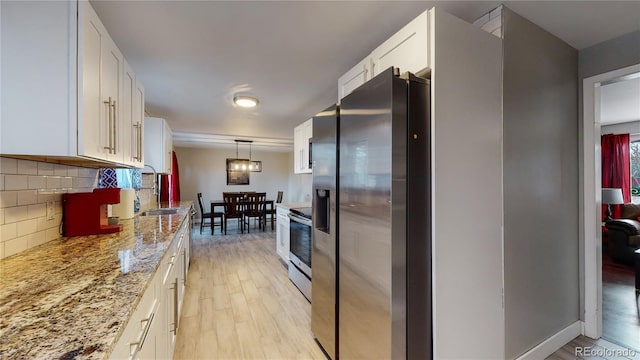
[227,140,262,172]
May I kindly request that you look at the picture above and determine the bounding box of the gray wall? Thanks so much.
[577,30,640,321]
[286,151,313,203]
[579,31,640,81]
[502,8,579,359]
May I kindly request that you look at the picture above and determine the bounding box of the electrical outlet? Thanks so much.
[46,200,55,220]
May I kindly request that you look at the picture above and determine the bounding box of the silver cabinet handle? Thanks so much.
[137,122,142,162]
[133,122,142,161]
[132,123,138,161]
[129,301,156,359]
[112,100,117,154]
[182,248,187,285]
[169,278,178,334]
[104,97,113,153]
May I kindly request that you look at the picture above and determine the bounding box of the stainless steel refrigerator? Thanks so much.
[311,67,432,359]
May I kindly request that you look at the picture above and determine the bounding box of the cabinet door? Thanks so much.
[338,57,371,101]
[293,125,305,174]
[163,120,173,174]
[371,10,429,77]
[122,61,135,166]
[79,3,109,160]
[132,80,145,167]
[276,213,290,262]
[162,257,178,358]
[294,120,313,174]
[101,35,124,163]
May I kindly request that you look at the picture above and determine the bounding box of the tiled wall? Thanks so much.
[474,5,502,38]
[0,157,157,259]
[0,157,98,259]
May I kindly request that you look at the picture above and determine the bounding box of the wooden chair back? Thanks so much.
[276,191,283,203]
[245,192,266,216]
[197,192,205,214]
[223,192,244,218]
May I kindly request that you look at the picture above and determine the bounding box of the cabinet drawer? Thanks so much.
[110,275,158,360]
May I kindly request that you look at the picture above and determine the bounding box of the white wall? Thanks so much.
[287,152,312,203]
[431,8,504,359]
[601,120,640,135]
[175,147,291,217]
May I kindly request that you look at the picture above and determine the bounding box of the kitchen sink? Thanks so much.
[140,208,180,216]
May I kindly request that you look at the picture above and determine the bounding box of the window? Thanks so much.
[630,140,640,196]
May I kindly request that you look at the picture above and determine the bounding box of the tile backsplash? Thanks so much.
[0,157,157,259]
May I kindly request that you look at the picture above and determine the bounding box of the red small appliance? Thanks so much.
[62,188,123,237]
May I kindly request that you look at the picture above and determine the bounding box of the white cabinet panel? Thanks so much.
[276,207,291,262]
[1,1,143,168]
[143,117,173,174]
[132,81,145,167]
[293,119,312,174]
[121,62,145,168]
[337,9,430,102]
[338,57,371,101]
[371,10,430,77]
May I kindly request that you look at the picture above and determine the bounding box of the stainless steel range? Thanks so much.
[288,207,312,301]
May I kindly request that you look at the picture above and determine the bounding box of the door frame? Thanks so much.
[582,63,640,338]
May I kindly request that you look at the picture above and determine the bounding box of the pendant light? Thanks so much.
[227,140,262,172]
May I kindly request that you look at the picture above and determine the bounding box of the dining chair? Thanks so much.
[243,192,266,232]
[265,191,283,230]
[223,192,245,234]
[197,193,211,234]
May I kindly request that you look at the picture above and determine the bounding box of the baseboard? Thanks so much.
[516,321,582,360]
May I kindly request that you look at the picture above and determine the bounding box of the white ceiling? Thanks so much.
[600,75,640,125]
[90,1,640,151]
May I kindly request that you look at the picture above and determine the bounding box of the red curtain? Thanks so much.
[160,151,181,203]
[601,133,630,218]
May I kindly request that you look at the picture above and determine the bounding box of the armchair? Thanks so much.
[604,203,640,264]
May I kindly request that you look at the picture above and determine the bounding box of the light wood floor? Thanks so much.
[173,224,326,360]
[176,225,639,360]
[547,335,640,360]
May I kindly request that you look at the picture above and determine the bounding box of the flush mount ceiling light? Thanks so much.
[233,94,259,108]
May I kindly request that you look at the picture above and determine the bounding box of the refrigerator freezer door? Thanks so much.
[338,68,432,359]
[311,105,338,359]
[339,68,407,360]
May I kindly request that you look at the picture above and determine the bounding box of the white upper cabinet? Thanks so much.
[0,1,143,168]
[338,9,431,101]
[132,80,146,168]
[143,117,173,174]
[338,57,371,101]
[370,10,430,78]
[121,60,145,168]
[294,118,312,174]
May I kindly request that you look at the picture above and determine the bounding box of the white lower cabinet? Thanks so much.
[276,206,290,262]
[110,269,159,359]
[111,218,190,359]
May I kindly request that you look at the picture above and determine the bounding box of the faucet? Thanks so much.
[142,164,161,207]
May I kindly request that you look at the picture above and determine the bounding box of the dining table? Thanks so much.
[211,199,276,231]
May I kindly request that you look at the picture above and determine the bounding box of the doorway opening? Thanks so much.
[582,64,640,351]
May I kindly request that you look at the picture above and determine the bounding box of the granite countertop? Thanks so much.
[0,201,193,359]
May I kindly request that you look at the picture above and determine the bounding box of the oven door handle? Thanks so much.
[289,213,312,227]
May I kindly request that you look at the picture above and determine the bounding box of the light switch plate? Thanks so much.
[46,200,54,220]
